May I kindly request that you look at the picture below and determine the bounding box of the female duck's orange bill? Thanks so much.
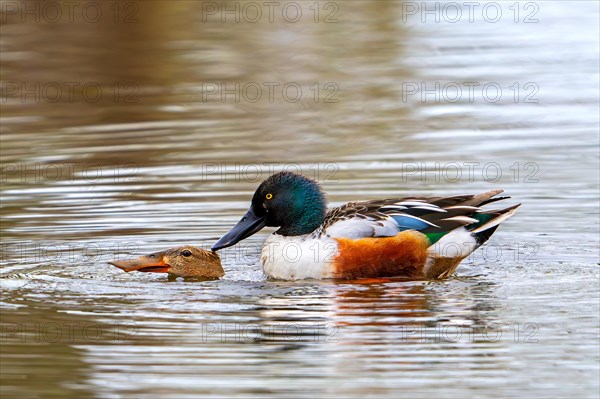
[109,253,170,273]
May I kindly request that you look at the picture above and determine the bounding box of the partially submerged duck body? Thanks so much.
[212,172,520,281]
[109,245,223,279]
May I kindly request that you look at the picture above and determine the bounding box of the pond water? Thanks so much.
[1,1,599,398]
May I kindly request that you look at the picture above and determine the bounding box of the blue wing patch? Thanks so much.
[391,215,434,231]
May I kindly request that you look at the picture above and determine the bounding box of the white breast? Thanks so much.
[260,234,339,280]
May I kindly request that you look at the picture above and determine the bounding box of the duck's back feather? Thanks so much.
[317,190,517,244]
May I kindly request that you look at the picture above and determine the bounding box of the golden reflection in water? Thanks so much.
[1,301,107,398]
[1,0,422,167]
[332,281,432,327]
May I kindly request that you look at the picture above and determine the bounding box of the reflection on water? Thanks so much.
[1,1,599,398]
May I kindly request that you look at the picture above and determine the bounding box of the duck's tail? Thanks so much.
[469,203,521,245]
[423,192,520,278]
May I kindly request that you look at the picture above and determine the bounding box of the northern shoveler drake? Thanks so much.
[212,171,520,280]
[109,246,223,279]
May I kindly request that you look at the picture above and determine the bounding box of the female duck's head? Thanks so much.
[212,172,327,250]
[109,245,224,279]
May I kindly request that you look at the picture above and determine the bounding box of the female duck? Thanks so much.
[212,172,519,280]
[109,246,224,279]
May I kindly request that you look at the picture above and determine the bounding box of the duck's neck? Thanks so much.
[276,198,327,236]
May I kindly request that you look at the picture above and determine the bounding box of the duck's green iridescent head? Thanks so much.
[212,172,327,250]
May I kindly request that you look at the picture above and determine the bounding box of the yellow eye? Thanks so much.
[266,193,273,200]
